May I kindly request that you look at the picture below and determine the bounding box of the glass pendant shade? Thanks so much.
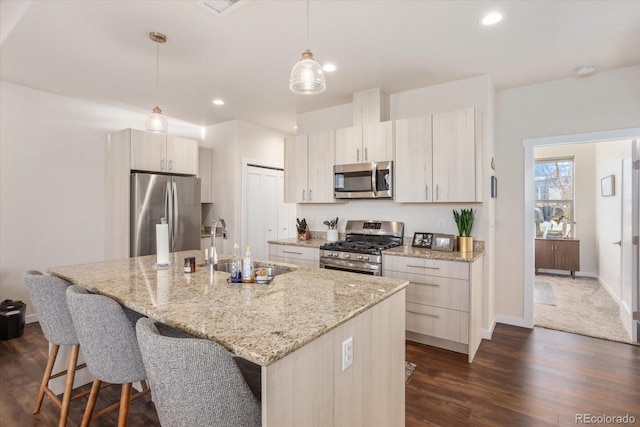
[145,106,168,133]
[289,49,326,94]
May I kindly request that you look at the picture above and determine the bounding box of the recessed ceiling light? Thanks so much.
[212,99,225,106]
[481,11,504,26]
[322,64,337,72]
[576,64,596,76]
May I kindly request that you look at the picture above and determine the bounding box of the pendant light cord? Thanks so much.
[155,40,160,107]
[306,0,310,51]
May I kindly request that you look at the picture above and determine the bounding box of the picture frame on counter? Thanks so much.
[431,233,455,252]
[412,232,433,249]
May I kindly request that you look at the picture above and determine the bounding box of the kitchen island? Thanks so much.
[49,250,408,427]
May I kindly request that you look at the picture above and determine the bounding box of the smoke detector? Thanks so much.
[197,0,247,16]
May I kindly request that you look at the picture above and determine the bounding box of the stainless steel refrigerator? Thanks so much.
[131,172,201,257]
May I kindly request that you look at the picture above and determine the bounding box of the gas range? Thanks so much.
[320,220,404,276]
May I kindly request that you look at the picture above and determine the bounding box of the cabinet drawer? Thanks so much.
[406,302,468,344]
[384,256,469,280]
[269,244,319,266]
[394,275,469,311]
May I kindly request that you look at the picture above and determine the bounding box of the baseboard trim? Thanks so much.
[495,314,532,329]
[482,319,496,340]
[597,277,622,305]
[26,313,38,324]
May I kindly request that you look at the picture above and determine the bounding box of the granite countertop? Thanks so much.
[266,237,327,248]
[382,245,484,262]
[48,250,407,366]
[268,238,485,262]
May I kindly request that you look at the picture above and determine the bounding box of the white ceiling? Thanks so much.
[2,0,639,133]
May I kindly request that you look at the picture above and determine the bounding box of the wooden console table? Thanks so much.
[535,238,580,279]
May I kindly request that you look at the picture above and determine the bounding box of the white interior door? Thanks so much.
[245,166,279,261]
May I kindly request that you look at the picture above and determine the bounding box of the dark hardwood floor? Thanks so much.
[1,323,638,426]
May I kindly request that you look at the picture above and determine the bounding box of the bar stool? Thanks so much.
[136,317,261,427]
[66,285,150,427]
[24,270,88,427]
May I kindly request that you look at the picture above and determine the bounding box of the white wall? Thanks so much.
[534,143,597,275]
[296,75,497,333]
[595,139,632,302]
[495,64,640,322]
[204,119,289,255]
[0,81,202,317]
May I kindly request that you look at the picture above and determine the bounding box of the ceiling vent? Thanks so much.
[197,0,247,16]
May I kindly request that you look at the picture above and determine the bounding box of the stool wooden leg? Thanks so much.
[118,383,132,427]
[81,379,101,427]
[57,344,80,427]
[34,343,59,414]
[140,380,151,403]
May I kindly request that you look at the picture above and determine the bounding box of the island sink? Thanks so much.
[213,261,295,277]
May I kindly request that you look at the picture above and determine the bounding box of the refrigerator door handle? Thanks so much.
[172,181,178,251]
[166,181,174,250]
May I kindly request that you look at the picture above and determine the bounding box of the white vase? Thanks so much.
[326,229,339,242]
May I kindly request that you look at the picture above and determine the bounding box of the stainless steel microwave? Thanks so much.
[333,161,393,199]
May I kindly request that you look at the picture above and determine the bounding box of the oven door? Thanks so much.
[320,258,381,276]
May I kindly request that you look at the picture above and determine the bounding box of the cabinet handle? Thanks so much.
[365,147,368,161]
[356,148,360,162]
[425,185,429,200]
[309,189,312,201]
[283,250,303,255]
[168,160,173,171]
[160,159,165,170]
[416,282,440,287]
[302,189,306,201]
[407,264,440,270]
[436,184,440,200]
[407,310,440,318]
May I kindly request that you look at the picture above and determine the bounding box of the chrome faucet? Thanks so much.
[210,217,227,265]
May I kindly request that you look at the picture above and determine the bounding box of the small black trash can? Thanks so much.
[0,299,26,340]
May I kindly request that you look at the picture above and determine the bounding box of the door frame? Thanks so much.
[522,127,640,331]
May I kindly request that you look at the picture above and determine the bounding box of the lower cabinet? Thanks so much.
[269,244,319,268]
[535,238,580,279]
[383,254,483,363]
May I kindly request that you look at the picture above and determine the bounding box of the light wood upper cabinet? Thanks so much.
[395,116,433,202]
[130,129,197,175]
[335,121,394,165]
[167,136,198,175]
[335,126,362,164]
[198,147,214,203]
[284,131,337,204]
[395,108,480,203]
[284,135,308,203]
[307,131,335,202]
[130,130,165,172]
[432,108,477,202]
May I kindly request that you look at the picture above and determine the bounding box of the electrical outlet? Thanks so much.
[438,219,445,230]
[342,337,353,371]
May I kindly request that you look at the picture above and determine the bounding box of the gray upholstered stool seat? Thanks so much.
[136,317,261,427]
[66,285,150,427]
[24,270,88,427]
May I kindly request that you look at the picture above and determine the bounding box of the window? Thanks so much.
[534,157,574,238]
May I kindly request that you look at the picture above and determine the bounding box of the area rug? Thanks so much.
[534,274,634,344]
[405,361,416,381]
[534,281,556,305]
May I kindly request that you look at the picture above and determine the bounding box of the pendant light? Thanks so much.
[145,32,169,133]
[289,0,325,94]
